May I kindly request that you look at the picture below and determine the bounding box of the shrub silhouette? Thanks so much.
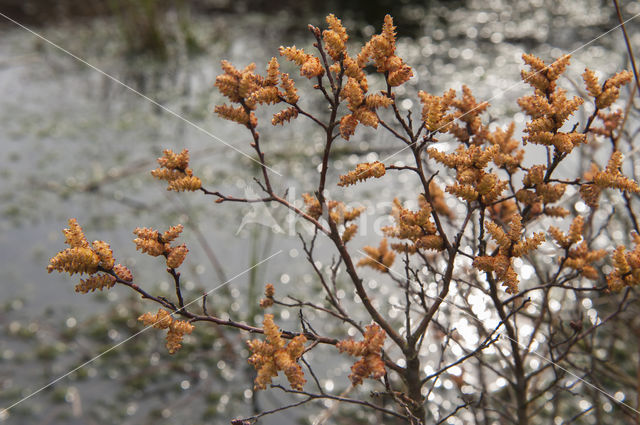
[48,12,640,425]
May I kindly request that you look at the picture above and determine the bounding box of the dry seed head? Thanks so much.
[264,283,275,298]
[75,274,116,293]
[92,240,115,270]
[279,73,299,103]
[342,223,358,243]
[357,238,395,272]
[339,114,358,140]
[162,224,184,243]
[165,320,195,354]
[512,233,545,257]
[353,107,379,128]
[215,104,251,125]
[543,206,569,218]
[157,149,190,171]
[265,57,280,85]
[568,216,584,245]
[247,314,307,390]
[166,244,188,269]
[151,168,185,182]
[388,65,413,87]
[582,68,602,97]
[249,86,280,105]
[342,78,365,109]
[272,107,299,126]
[300,57,324,78]
[139,309,173,330]
[323,29,346,61]
[338,162,386,187]
[133,227,158,240]
[133,237,167,257]
[113,264,133,281]
[337,324,386,386]
[63,218,89,249]
[168,176,202,192]
[48,247,100,275]
[279,46,309,66]
[446,183,478,202]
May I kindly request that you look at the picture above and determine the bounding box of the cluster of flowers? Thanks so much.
[133,224,189,269]
[49,12,640,413]
[47,218,132,292]
[356,52,635,296]
[337,161,386,187]
[214,53,299,127]
[549,216,606,279]
[519,54,586,154]
[583,68,633,110]
[151,149,202,192]
[138,309,195,354]
[579,150,639,208]
[319,14,410,139]
[382,195,446,253]
[473,214,545,294]
[607,233,640,291]
[516,164,567,218]
[259,283,275,308]
[247,314,307,390]
[357,238,396,272]
[336,324,387,386]
[429,144,507,204]
[214,14,413,141]
[302,193,364,242]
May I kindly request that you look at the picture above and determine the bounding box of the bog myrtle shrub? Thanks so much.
[48,13,640,425]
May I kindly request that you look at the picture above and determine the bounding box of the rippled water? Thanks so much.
[1,1,639,423]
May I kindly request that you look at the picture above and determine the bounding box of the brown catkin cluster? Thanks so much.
[247,314,307,390]
[582,68,633,110]
[302,193,323,220]
[428,144,506,204]
[133,224,189,269]
[473,214,545,294]
[428,181,455,219]
[383,196,444,253]
[516,164,568,217]
[138,309,195,354]
[330,202,365,243]
[48,219,127,292]
[75,274,116,293]
[338,161,386,187]
[259,283,275,308]
[215,55,301,128]
[607,233,640,292]
[357,238,395,272]
[579,151,640,208]
[113,263,133,281]
[419,89,456,132]
[151,149,202,192]
[336,324,387,386]
[548,216,606,279]
[518,54,586,154]
[214,14,406,140]
[487,122,525,173]
[592,151,640,192]
[335,15,409,139]
[301,194,364,242]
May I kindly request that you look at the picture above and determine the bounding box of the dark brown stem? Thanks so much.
[486,273,529,425]
[613,0,640,93]
[271,384,409,421]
